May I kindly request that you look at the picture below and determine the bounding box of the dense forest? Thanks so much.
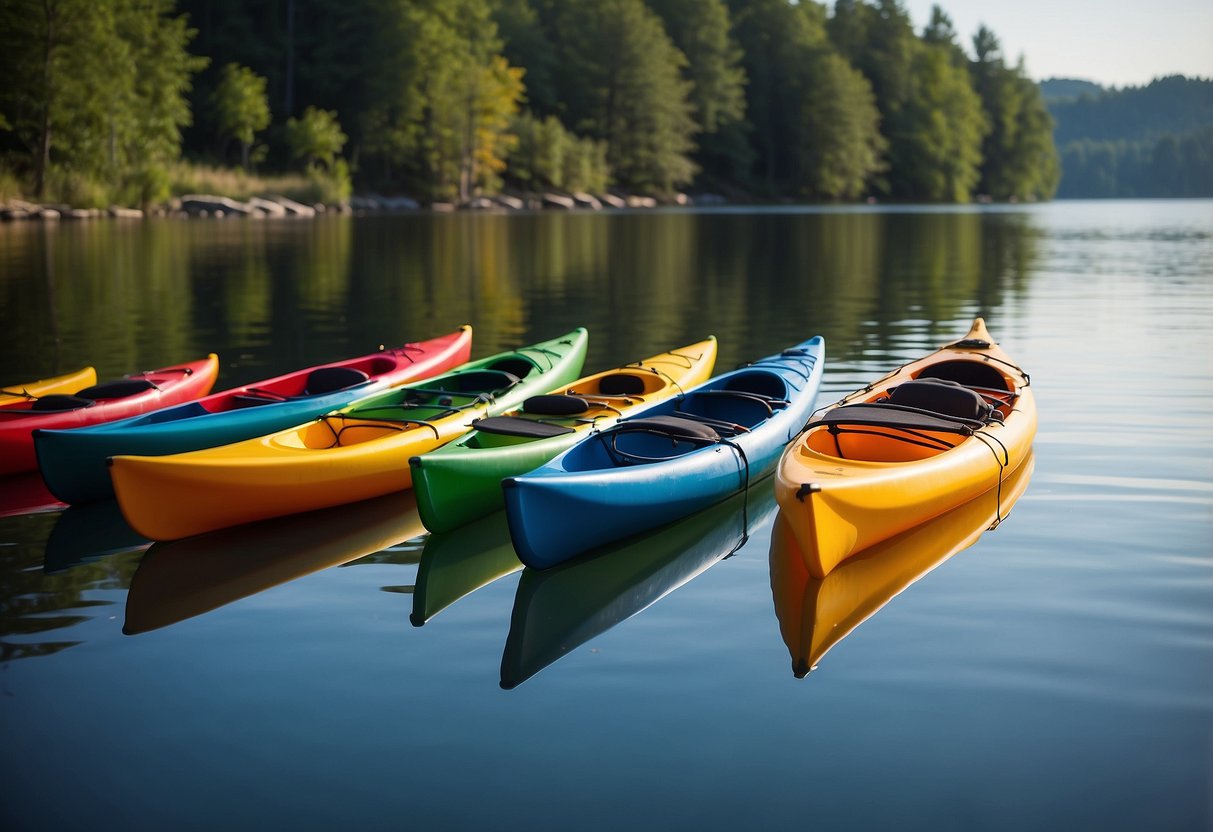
[1044,76,1213,198]
[0,0,1060,207]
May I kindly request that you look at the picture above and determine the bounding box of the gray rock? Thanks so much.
[264,194,317,217]
[180,194,256,217]
[571,192,603,210]
[494,195,525,210]
[248,196,288,217]
[542,193,575,210]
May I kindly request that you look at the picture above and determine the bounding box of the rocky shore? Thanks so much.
[1,190,727,222]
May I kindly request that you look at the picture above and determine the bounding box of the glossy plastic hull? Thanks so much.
[410,337,718,533]
[0,355,219,475]
[35,327,472,503]
[0,366,96,407]
[111,330,588,540]
[775,318,1036,578]
[504,336,824,569]
[502,481,778,688]
[770,452,1034,676]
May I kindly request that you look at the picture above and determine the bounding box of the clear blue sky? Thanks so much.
[902,0,1213,87]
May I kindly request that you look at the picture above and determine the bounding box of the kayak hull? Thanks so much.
[1,366,96,407]
[34,327,472,503]
[775,318,1036,579]
[111,330,588,540]
[770,452,1035,676]
[410,337,718,533]
[0,355,219,475]
[504,336,825,569]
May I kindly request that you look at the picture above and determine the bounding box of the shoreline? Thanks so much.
[0,189,719,223]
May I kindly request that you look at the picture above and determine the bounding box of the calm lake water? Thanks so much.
[1,201,1210,831]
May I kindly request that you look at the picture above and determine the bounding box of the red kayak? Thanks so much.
[1,355,221,475]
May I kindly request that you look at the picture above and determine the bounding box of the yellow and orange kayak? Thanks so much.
[771,451,1035,677]
[110,329,588,540]
[0,366,96,407]
[775,317,1035,578]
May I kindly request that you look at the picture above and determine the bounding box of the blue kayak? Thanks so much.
[503,336,825,569]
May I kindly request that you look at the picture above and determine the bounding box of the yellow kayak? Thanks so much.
[111,329,589,540]
[775,317,1035,578]
[771,451,1034,677]
[0,366,96,407]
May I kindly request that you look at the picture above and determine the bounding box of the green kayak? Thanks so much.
[409,336,718,534]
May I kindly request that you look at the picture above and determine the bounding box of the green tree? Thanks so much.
[493,0,560,116]
[731,0,884,198]
[115,0,208,205]
[731,0,824,189]
[285,106,347,170]
[969,27,1059,200]
[921,5,966,67]
[798,50,886,199]
[211,63,270,170]
[0,0,118,196]
[546,0,699,193]
[0,0,202,203]
[830,0,917,121]
[647,0,750,182]
[510,111,610,192]
[888,42,987,201]
[421,2,525,199]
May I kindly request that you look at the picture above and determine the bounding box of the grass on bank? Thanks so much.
[0,160,352,210]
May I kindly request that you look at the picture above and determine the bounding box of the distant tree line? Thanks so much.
[0,0,1060,206]
[1045,76,1213,198]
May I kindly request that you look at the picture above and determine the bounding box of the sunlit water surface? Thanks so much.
[1,201,1210,830]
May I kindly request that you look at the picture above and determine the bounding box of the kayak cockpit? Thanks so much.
[283,368,527,449]
[805,372,1012,463]
[583,374,792,468]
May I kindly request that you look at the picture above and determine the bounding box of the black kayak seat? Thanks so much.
[692,388,777,415]
[598,374,646,395]
[473,415,576,439]
[488,357,536,379]
[30,394,96,412]
[522,394,590,416]
[916,359,1007,391]
[304,366,370,396]
[231,395,277,408]
[440,369,521,394]
[723,371,787,402]
[616,414,720,442]
[76,378,157,400]
[888,379,988,421]
[814,403,980,435]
